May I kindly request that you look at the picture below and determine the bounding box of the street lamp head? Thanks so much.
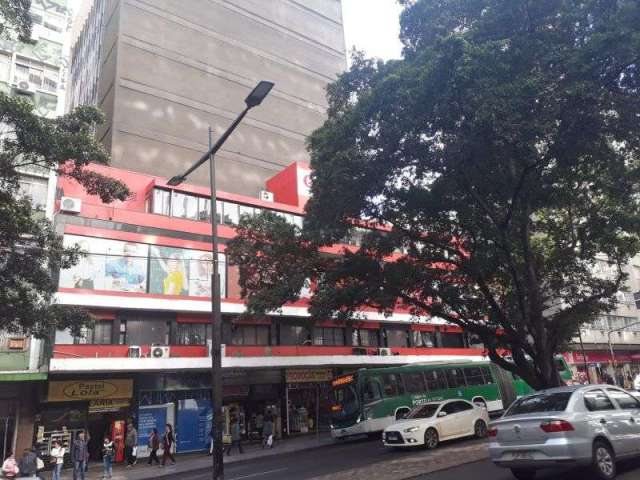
[167,175,186,186]
[245,81,274,108]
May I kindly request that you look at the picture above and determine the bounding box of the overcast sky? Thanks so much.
[341,0,404,61]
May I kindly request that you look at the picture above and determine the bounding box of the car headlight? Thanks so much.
[404,426,420,433]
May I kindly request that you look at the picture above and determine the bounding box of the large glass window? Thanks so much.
[221,201,239,225]
[173,323,207,345]
[74,321,112,345]
[441,332,465,348]
[312,327,345,346]
[445,368,466,388]
[152,189,171,216]
[385,327,408,347]
[424,369,448,391]
[18,174,48,211]
[362,378,382,403]
[402,373,426,394]
[231,325,270,345]
[354,329,379,347]
[381,374,402,397]
[280,324,311,345]
[463,367,486,386]
[412,330,435,348]
[198,197,211,222]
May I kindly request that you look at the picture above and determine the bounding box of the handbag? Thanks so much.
[266,434,273,447]
[132,446,137,457]
[36,457,45,471]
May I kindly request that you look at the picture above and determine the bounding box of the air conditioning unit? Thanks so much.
[128,346,141,358]
[15,80,37,94]
[378,348,392,356]
[60,196,82,213]
[151,346,170,358]
[259,190,274,202]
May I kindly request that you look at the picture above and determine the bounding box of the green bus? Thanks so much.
[330,357,572,439]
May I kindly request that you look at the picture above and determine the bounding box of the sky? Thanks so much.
[341,0,404,61]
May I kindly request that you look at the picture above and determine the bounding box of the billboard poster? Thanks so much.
[176,398,212,453]
[149,246,190,296]
[137,405,169,458]
[59,235,148,292]
[188,252,226,298]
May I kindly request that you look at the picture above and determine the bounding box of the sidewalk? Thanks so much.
[58,432,334,479]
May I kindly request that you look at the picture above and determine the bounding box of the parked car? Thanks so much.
[382,399,490,449]
[488,385,640,480]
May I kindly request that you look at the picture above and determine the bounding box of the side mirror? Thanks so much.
[437,411,447,418]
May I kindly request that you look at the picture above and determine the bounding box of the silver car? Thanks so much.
[488,385,640,480]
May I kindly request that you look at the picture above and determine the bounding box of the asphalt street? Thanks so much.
[175,436,640,480]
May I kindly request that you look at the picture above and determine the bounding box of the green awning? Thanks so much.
[0,372,47,382]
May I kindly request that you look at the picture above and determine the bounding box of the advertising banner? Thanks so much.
[176,398,212,453]
[137,405,169,458]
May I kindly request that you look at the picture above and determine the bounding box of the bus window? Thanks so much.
[363,378,382,403]
[381,374,402,397]
[424,369,448,391]
[463,367,485,386]
[445,368,466,388]
[402,373,426,394]
[480,366,495,384]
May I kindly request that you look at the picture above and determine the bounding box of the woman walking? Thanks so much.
[147,428,160,466]
[161,424,176,466]
[102,437,114,479]
[50,440,65,480]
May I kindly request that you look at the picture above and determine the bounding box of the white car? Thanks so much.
[383,399,490,449]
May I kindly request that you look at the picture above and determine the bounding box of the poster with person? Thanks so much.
[149,246,190,296]
[188,252,226,298]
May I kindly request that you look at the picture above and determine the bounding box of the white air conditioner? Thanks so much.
[151,346,170,358]
[128,346,141,358]
[378,348,392,356]
[15,80,37,94]
[259,190,274,202]
[60,196,82,213]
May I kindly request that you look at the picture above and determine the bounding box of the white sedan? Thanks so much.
[383,399,490,449]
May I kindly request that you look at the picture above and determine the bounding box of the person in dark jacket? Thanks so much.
[147,428,160,465]
[17,448,38,478]
[161,424,175,467]
[124,422,138,468]
[71,431,89,480]
[225,417,243,456]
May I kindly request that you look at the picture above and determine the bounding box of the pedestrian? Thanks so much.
[161,424,176,467]
[147,428,160,466]
[255,412,264,439]
[17,447,38,479]
[262,413,274,449]
[50,440,65,480]
[71,431,89,480]
[225,416,243,456]
[208,424,214,456]
[102,437,114,479]
[1,452,19,478]
[124,421,138,468]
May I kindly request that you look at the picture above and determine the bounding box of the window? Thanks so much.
[451,401,473,413]
[506,392,572,416]
[441,332,465,348]
[18,175,48,211]
[222,201,239,225]
[412,330,435,348]
[231,325,270,345]
[312,327,345,346]
[424,369,448,391]
[463,367,485,386]
[354,329,379,347]
[381,374,402,397]
[198,197,211,222]
[445,368,466,388]
[171,192,198,220]
[280,324,311,345]
[584,390,615,412]
[384,327,408,347]
[363,379,382,403]
[481,367,495,384]
[441,402,459,415]
[238,205,254,219]
[74,321,112,345]
[118,320,127,344]
[174,323,207,345]
[606,389,640,410]
[152,189,171,215]
[402,373,426,394]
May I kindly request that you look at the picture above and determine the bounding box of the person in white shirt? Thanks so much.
[633,372,640,391]
[50,440,65,480]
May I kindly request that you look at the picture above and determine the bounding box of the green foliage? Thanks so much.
[0,0,31,42]
[229,0,640,389]
[0,93,129,337]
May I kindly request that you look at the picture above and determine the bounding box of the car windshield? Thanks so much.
[407,404,440,419]
[505,392,573,416]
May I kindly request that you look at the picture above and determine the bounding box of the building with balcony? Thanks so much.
[0,0,71,460]
[45,162,488,460]
[567,256,640,385]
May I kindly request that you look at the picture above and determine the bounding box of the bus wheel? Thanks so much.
[474,419,488,439]
[424,428,439,450]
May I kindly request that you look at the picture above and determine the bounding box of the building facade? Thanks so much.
[0,0,71,460]
[68,0,347,196]
[45,162,487,461]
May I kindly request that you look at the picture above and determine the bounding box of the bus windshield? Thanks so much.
[332,384,359,417]
[407,404,439,419]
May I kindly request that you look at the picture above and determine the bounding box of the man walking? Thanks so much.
[224,417,243,456]
[71,431,89,480]
[125,421,138,468]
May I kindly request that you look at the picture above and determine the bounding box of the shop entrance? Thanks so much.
[0,415,15,460]
[284,369,333,436]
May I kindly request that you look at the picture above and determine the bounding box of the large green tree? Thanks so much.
[228,0,640,389]
[1,1,129,336]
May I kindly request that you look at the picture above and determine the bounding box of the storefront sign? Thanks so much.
[88,398,130,413]
[286,369,333,384]
[48,379,133,402]
[331,375,354,388]
[565,351,639,364]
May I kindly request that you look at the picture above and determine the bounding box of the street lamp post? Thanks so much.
[167,81,274,480]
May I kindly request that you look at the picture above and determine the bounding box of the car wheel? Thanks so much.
[474,419,488,438]
[592,440,616,480]
[510,468,536,480]
[424,428,439,450]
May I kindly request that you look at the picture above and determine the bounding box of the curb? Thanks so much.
[404,457,489,480]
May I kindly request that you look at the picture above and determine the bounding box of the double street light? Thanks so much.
[168,80,274,480]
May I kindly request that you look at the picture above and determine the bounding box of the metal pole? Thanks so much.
[577,328,591,384]
[209,126,224,480]
[316,384,320,443]
[608,331,617,385]
[285,386,290,436]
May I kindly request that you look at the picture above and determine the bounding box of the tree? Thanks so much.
[227,0,640,389]
[1,2,129,336]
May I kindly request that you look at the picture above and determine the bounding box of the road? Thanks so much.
[176,437,640,480]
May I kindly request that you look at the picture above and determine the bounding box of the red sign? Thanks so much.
[565,351,639,364]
